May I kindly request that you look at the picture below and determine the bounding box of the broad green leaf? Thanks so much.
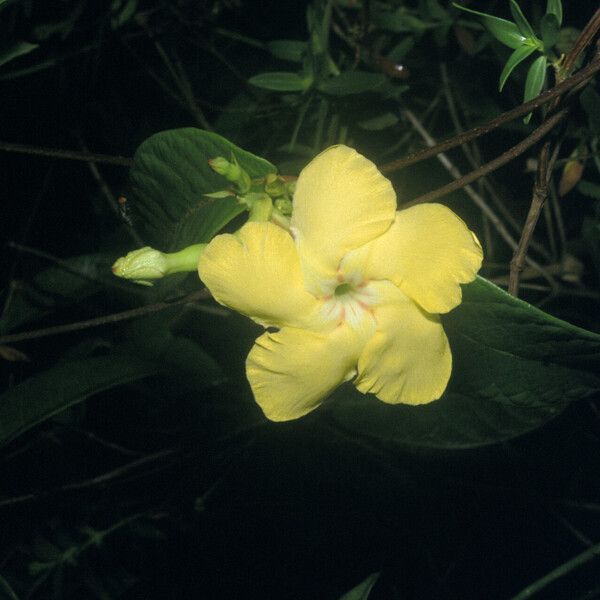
[509,0,536,40]
[318,71,387,96]
[546,0,563,27]
[0,330,222,447]
[0,355,152,447]
[523,55,547,123]
[541,13,560,50]
[498,44,537,91]
[0,40,38,68]
[267,40,307,63]
[248,71,309,92]
[128,128,276,251]
[329,278,600,449]
[338,573,381,600]
[453,4,526,49]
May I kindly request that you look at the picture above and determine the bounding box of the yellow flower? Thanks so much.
[198,145,483,421]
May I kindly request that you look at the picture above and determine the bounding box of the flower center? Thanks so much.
[334,282,353,297]
[320,274,377,328]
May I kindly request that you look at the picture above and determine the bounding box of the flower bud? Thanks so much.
[208,154,251,193]
[112,244,207,285]
[264,173,287,198]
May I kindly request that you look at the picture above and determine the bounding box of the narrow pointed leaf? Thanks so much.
[339,573,381,600]
[267,40,307,63]
[523,56,547,123]
[509,0,537,40]
[499,44,537,91]
[0,355,153,447]
[541,13,560,49]
[0,40,38,68]
[546,0,563,26]
[248,71,309,92]
[453,4,526,49]
[330,277,600,448]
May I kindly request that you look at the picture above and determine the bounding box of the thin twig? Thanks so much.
[381,58,600,174]
[0,290,211,345]
[560,8,600,77]
[0,449,177,508]
[402,108,562,287]
[0,140,133,166]
[439,63,551,260]
[403,109,567,208]
[509,138,561,296]
[78,136,145,247]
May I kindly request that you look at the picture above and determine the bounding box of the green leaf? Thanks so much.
[267,40,307,63]
[509,0,537,40]
[0,40,38,68]
[523,55,547,123]
[329,278,600,449]
[317,71,387,96]
[358,112,399,131]
[546,0,563,27]
[128,128,276,251]
[0,355,152,447]
[0,327,222,447]
[248,71,309,92]
[540,13,560,50]
[498,44,537,91]
[453,4,526,49]
[338,572,381,600]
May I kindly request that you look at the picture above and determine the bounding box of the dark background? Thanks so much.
[1,1,600,598]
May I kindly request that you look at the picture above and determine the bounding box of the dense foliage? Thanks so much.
[1,0,600,598]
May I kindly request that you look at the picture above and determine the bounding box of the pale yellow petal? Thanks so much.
[290,145,397,294]
[246,322,372,421]
[198,222,319,328]
[355,281,452,405]
[341,203,483,314]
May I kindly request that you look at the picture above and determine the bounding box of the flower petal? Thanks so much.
[342,203,483,313]
[355,281,452,405]
[198,222,319,328]
[246,322,372,421]
[290,145,397,294]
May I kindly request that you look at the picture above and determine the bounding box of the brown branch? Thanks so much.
[0,290,211,346]
[0,448,177,508]
[561,8,600,77]
[380,58,600,175]
[402,109,568,208]
[509,143,552,295]
[0,140,133,167]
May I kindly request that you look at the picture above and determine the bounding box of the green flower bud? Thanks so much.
[264,173,287,198]
[208,154,251,194]
[112,244,207,285]
[274,198,293,215]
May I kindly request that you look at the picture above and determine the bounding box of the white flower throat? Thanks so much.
[319,272,377,328]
